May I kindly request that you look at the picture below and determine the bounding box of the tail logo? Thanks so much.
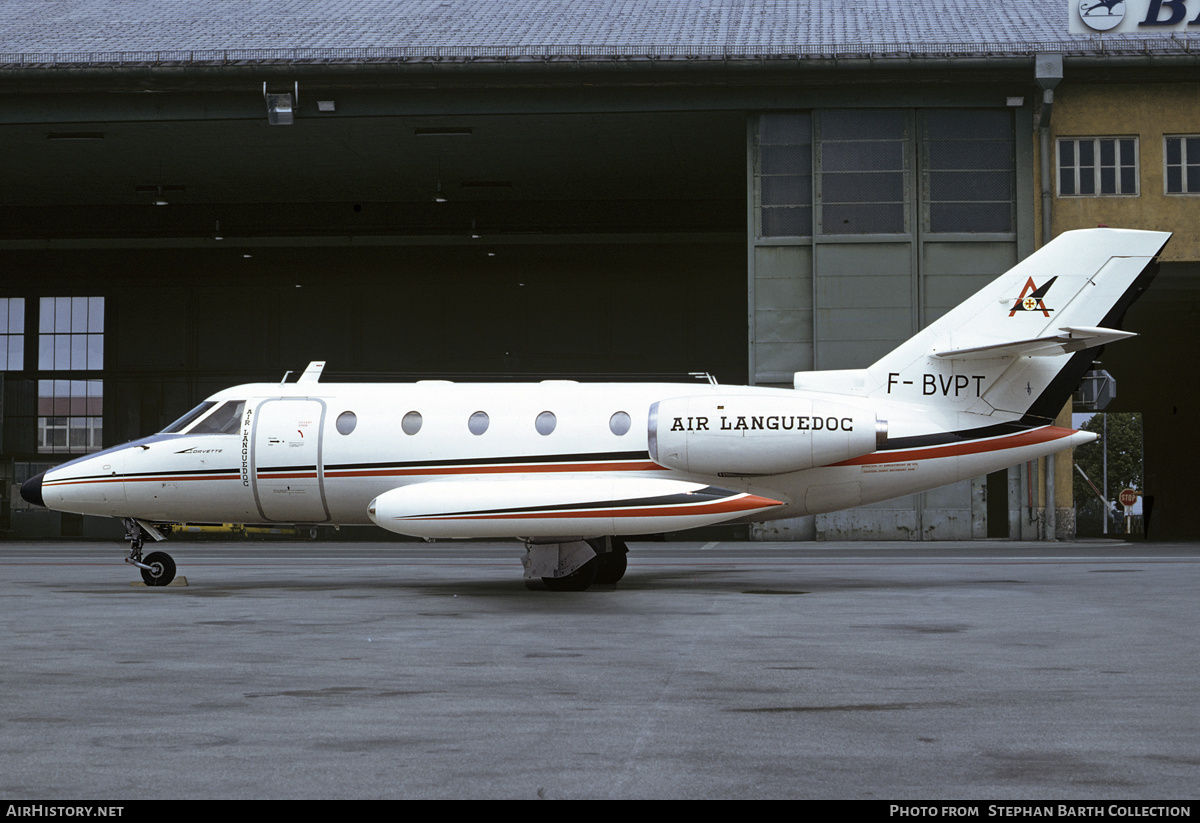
[1009,276,1057,317]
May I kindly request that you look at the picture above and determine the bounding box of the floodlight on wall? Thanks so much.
[1075,368,1116,412]
[264,81,299,125]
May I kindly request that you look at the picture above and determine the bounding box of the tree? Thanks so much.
[1072,412,1143,535]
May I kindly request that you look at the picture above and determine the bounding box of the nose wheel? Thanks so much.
[124,518,177,587]
[139,551,177,587]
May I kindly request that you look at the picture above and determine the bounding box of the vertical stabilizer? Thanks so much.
[864,228,1169,422]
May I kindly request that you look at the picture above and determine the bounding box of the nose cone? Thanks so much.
[20,471,46,508]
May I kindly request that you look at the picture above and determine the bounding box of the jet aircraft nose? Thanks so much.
[20,471,46,508]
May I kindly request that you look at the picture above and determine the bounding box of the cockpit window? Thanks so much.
[189,401,246,435]
[161,402,216,433]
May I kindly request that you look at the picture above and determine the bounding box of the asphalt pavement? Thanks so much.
[1,539,1196,800]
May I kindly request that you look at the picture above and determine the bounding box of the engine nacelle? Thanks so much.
[648,394,885,476]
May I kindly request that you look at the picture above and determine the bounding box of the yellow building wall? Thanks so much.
[1028,82,1199,537]
[1039,84,1200,261]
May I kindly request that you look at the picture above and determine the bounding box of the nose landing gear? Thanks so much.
[123,518,177,587]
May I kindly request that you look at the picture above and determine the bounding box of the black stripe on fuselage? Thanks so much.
[879,421,1040,452]
[326,450,652,473]
[45,466,240,485]
[46,450,654,485]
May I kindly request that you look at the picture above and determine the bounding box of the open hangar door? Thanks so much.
[0,105,748,452]
[1086,261,1200,542]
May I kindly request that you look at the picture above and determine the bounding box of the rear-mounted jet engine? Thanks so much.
[648,395,885,476]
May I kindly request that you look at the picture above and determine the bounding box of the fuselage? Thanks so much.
[27,378,1090,539]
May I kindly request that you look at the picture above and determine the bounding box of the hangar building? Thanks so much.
[1,0,1197,540]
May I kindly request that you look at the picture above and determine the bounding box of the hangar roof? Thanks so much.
[1,0,1196,68]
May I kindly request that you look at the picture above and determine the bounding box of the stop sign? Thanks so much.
[1119,488,1138,507]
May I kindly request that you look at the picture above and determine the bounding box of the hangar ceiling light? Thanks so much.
[432,158,449,203]
[135,184,185,206]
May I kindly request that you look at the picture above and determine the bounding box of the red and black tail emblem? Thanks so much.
[1009,276,1057,317]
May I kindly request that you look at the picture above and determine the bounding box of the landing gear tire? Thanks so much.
[594,544,628,584]
[542,557,598,592]
[140,551,176,587]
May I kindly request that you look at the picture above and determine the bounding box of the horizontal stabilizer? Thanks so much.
[931,327,1137,360]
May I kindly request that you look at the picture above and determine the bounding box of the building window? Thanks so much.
[755,112,813,238]
[1057,137,1138,196]
[38,296,104,370]
[35,297,105,454]
[818,110,908,234]
[37,379,103,454]
[923,109,1015,233]
[0,298,24,370]
[1165,136,1200,194]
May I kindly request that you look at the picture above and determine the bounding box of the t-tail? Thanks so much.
[798,228,1170,429]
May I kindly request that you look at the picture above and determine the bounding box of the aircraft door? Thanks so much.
[251,398,330,523]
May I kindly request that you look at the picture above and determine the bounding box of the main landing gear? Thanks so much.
[523,536,629,592]
[124,518,177,587]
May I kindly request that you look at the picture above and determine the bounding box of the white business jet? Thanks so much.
[21,228,1170,590]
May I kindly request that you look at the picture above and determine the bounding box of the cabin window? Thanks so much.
[468,411,489,435]
[189,401,245,435]
[535,411,556,436]
[401,411,422,435]
[609,411,631,436]
[336,411,357,435]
